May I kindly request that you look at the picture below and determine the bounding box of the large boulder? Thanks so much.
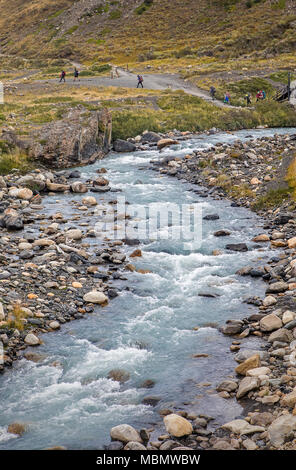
[266,282,289,294]
[16,175,46,192]
[236,377,260,399]
[124,442,146,450]
[288,237,296,249]
[163,414,193,437]
[113,139,136,153]
[28,108,111,168]
[46,182,70,192]
[65,229,83,240]
[281,389,296,408]
[141,131,161,143]
[70,182,88,193]
[0,209,23,230]
[226,243,248,252]
[268,414,296,447]
[7,423,27,436]
[157,138,178,150]
[268,328,293,343]
[222,419,264,435]
[235,354,260,376]
[110,424,142,443]
[24,333,40,346]
[259,313,283,332]
[9,188,33,201]
[216,380,238,392]
[82,196,97,206]
[83,291,108,304]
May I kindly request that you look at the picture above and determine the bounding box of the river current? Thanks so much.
[0,128,295,449]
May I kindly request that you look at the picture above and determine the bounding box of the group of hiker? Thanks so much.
[210,86,267,105]
[58,67,145,88]
[59,67,80,82]
[210,86,231,103]
[58,70,267,104]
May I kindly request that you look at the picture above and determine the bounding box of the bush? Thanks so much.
[90,64,112,73]
[175,47,193,58]
[109,9,122,19]
[0,147,31,175]
[6,303,28,331]
[135,0,153,15]
[252,187,292,209]
[112,110,161,140]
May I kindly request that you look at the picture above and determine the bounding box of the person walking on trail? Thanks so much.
[224,92,230,104]
[137,74,144,88]
[210,86,216,100]
[74,67,79,82]
[59,70,66,83]
[262,90,266,100]
[256,90,263,102]
[244,93,252,105]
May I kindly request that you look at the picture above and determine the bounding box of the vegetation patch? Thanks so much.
[109,9,122,19]
[0,144,31,175]
[112,91,296,140]
[252,187,292,209]
[135,0,153,15]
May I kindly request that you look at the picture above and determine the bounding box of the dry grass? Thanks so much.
[0,0,296,73]
[6,303,28,331]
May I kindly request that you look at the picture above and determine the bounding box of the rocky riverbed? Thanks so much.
[2,129,296,451]
[106,131,296,451]
[0,167,138,373]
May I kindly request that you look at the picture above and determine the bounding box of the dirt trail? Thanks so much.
[15,68,233,108]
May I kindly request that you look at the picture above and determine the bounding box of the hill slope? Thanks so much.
[0,0,296,69]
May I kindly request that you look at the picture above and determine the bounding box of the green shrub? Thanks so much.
[65,25,78,35]
[135,0,153,15]
[0,148,31,175]
[175,47,193,58]
[109,9,122,19]
[252,187,292,209]
[90,64,112,73]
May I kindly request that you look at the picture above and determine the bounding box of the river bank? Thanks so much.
[0,167,132,374]
[1,128,296,450]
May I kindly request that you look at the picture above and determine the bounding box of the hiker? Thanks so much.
[256,90,263,102]
[137,74,144,88]
[210,86,216,100]
[262,90,266,100]
[59,70,66,83]
[115,67,120,78]
[73,67,79,81]
[244,93,252,105]
[224,92,230,104]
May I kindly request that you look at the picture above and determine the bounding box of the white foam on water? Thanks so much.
[110,155,149,165]
[0,426,18,443]
[126,305,174,328]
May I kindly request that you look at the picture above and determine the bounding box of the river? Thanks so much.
[0,128,295,449]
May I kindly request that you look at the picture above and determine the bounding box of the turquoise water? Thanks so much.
[0,128,295,449]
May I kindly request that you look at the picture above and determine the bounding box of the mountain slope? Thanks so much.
[0,0,296,68]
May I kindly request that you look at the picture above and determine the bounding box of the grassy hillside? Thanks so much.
[0,0,296,73]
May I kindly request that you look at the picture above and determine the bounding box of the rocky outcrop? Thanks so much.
[2,108,112,169]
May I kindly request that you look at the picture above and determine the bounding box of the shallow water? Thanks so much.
[0,128,295,449]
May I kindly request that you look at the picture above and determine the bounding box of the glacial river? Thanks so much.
[0,128,295,449]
